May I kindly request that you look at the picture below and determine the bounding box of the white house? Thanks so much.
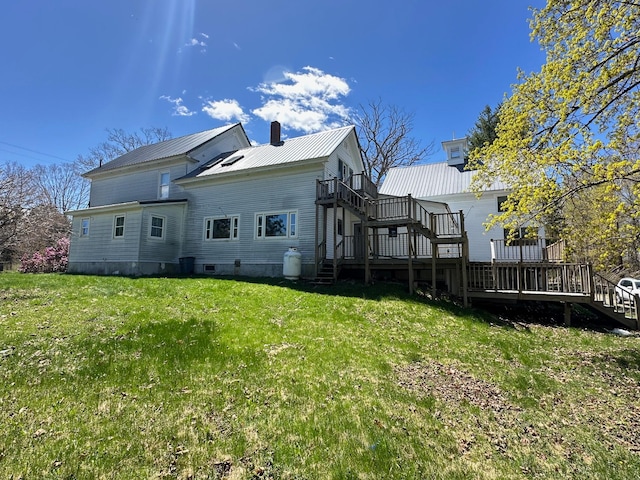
[379,137,544,263]
[66,122,366,277]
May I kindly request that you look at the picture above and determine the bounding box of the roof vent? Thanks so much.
[270,121,282,145]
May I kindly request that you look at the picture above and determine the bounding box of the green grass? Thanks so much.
[1,272,639,479]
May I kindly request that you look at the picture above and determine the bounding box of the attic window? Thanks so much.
[221,155,244,167]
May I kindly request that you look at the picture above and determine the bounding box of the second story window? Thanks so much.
[159,172,170,199]
[81,218,90,237]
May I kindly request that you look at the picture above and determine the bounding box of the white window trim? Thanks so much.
[158,171,170,200]
[203,215,240,241]
[80,218,90,237]
[149,214,166,240]
[255,210,298,239]
[113,214,126,239]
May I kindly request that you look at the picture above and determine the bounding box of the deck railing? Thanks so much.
[349,173,378,199]
[491,238,549,263]
[468,262,592,294]
[430,211,463,238]
[592,272,639,321]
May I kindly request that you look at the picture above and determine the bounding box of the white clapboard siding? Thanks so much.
[181,165,324,268]
[68,210,143,263]
[423,192,505,262]
[138,204,186,263]
[89,162,191,207]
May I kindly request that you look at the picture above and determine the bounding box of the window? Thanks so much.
[450,146,461,159]
[150,215,165,239]
[113,215,125,238]
[204,216,239,240]
[337,218,343,236]
[255,211,298,239]
[497,195,508,212]
[388,226,398,238]
[81,218,90,237]
[159,172,170,199]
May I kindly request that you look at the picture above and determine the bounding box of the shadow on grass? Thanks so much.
[72,315,264,385]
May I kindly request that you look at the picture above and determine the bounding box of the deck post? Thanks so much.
[333,182,338,282]
[314,201,320,277]
[563,302,572,327]
[461,235,469,307]
[364,222,371,284]
[407,224,414,294]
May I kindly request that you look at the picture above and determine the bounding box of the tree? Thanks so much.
[0,162,35,262]
[76,126,172,171]
[72,126,172,208]
[355,99,434,186]
[468,1,640,270]
[32,161,90,213]
[467,104,501,152]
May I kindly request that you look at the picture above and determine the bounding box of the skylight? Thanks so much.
[220,155,244,167]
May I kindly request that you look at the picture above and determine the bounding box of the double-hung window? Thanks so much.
[149,215,165,239]
[159,172,170,199]
[81,218,90,237]
[204,216,239,240]
[255,211,297,239]
[113,215,125,238]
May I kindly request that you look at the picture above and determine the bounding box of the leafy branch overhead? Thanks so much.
[468,0,640,270]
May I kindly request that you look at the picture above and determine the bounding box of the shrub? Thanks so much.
[19,237,69,273]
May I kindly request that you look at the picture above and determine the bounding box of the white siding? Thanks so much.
[68,209,142,263]
[422,192,506,262]
[324,137,364,180]
[138,204,186,263]
[181,164,324,273]
[90,162,191,207]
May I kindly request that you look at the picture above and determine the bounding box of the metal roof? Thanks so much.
[379,162,508,199]
[178,125,355,181]
[84,124,242,176]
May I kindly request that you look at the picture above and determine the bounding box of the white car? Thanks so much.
[615,277,640,302]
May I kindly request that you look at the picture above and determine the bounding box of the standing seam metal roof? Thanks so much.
[379,162,508,198]
[179,125,355,180]
[84,124,241,176]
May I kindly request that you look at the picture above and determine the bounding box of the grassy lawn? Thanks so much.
[0,272,639,479]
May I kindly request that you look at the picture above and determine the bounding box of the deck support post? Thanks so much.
[407,224,414,294]
[431,243,437,299]
[364,222,371,284]
[461,235,469,307]
[563,302,572,327]
[332,179,338,282]
[314,201,320,277]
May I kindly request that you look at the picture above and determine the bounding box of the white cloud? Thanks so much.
[184,37,207,53]
[200,32,209,39]
[233,42,241,51]
[159,95,197,117]
[250,66,352,134]
[202,99,250,123]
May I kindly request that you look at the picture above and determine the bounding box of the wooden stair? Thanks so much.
[312,262,339,285]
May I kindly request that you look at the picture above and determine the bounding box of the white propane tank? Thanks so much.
[283,247,302,280]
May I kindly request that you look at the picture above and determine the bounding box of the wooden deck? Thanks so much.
[468,262,639,329]
[314,175,639,330]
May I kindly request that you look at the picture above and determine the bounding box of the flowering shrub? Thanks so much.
[19,237,69,273]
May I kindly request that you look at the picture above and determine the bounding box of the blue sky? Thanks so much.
[1,1,545,168]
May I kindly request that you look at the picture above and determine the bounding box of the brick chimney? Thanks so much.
[270,121,281,145]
